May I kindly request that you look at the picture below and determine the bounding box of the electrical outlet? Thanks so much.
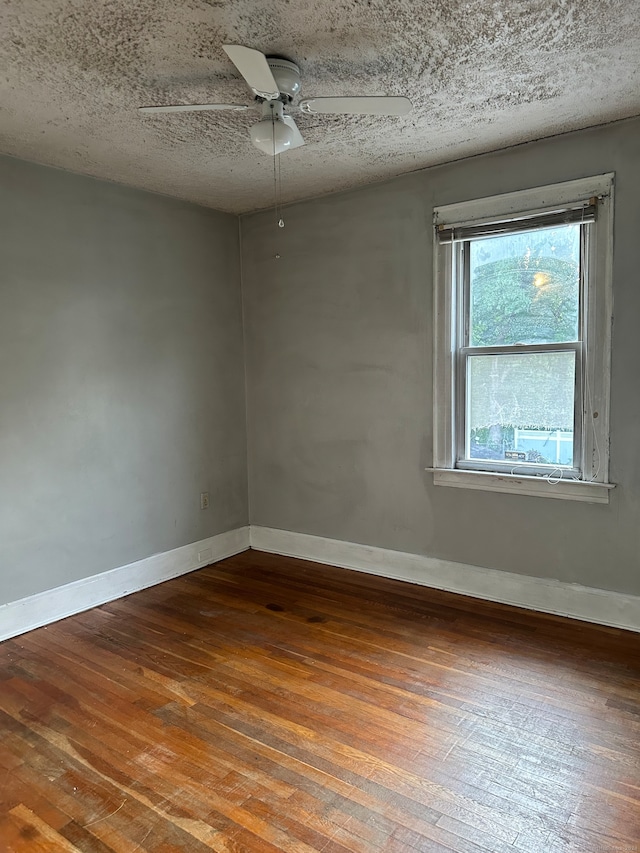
[200,492,209,510]
[198,547,212,564]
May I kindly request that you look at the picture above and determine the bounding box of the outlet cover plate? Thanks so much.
[198,547,213,564]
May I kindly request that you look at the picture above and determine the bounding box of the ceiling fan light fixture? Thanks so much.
[249,116,294,155]
[249,100,297,155]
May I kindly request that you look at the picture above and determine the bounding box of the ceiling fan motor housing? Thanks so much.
[266,58,301,101]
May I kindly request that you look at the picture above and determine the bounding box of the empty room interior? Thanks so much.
[2,1,640,851]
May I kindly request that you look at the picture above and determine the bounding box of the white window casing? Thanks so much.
[431,174,614,503]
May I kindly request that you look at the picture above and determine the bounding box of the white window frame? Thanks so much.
[432,174,615,503]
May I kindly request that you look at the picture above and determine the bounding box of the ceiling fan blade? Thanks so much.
[282,115,305,150]
[223,45,280,100]
[299,96,412,116]
[139,103,248,114]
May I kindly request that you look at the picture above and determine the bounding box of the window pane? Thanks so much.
[466,352,576,467]
[469,224,580,346]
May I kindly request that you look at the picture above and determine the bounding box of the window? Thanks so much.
[432,175,614,503]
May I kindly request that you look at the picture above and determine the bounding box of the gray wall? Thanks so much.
[0,156,248,604]
[242,116,640,597]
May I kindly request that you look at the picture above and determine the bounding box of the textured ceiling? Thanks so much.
[2,0,639,214]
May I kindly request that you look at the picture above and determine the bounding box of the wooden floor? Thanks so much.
[1,552,640,853]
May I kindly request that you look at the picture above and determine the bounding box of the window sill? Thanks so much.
[428,468,615,503]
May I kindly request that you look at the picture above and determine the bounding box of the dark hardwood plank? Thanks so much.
[1,549,639,851]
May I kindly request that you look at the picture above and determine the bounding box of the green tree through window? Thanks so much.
[470,226,580,347]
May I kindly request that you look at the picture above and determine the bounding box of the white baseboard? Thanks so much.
[4,524,638,641]
[0,526,250,642]
[250,526,640,633]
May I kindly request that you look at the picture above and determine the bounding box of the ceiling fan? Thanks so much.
[139,45,412,156]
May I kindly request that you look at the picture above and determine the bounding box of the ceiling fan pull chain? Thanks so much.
[271,109,284,257]
[278,152,285,228]
[272,108,279,229]
[271,106,285,231]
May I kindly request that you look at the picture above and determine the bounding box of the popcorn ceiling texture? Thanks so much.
[1,0,639,214]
